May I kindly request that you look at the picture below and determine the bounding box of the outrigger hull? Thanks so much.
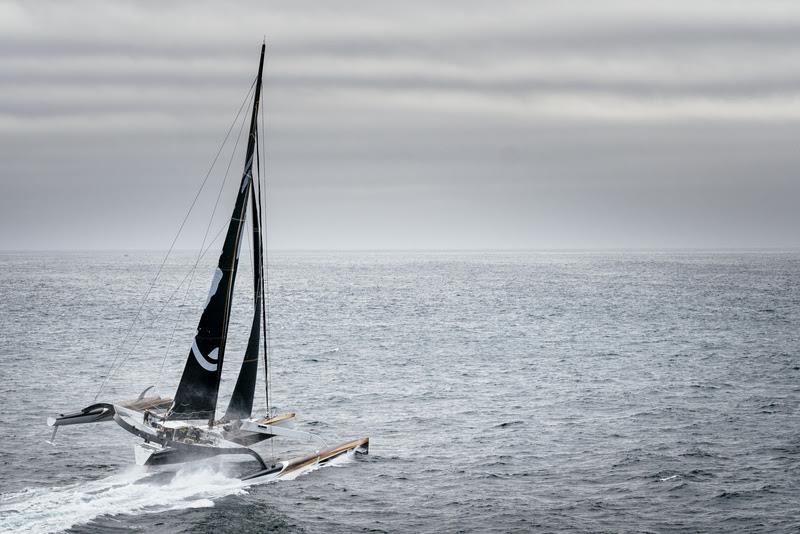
[46,396,172,428]
[46,403,115,427]
[243,437,369,480]
[45,394,173,443]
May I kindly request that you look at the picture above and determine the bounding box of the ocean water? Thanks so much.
[0,250,798,533]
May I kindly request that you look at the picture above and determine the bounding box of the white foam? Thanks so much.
[0,451,353,533]
[0,465,245,533]
[0,453,356,532]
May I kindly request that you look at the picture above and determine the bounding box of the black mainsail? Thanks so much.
[168,44,266,423]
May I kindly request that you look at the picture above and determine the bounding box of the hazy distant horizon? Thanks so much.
[3,1,800,250]
[2,247,799,254]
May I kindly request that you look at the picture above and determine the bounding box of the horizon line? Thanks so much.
[2,247,799,254]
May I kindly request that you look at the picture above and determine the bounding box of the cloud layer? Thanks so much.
[1,0,799,249]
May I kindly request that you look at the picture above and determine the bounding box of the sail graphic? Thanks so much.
[168,44,266,422]
[223,185,264,421]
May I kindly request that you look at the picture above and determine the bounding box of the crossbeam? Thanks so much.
[239,420,329,447]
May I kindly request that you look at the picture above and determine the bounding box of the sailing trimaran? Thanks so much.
[47,43,368,481]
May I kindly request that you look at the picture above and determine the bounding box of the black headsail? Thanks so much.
[168,44,266,423]
[222,180,264,421]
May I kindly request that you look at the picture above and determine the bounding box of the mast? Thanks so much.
[223,178,264,421]
[168,44,266,424]
[257,124,270,414]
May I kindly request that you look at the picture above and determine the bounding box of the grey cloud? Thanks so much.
[1,0,799,250]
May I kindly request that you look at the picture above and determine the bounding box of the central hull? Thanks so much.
[115,405,369,479]
[135,436,370,481]
[134,440,267,467]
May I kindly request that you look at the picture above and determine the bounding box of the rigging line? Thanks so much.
[256,49,274,462]
[254,95,272,417]
[93,78,257,402]
[150,219,229,392]
[156,88,255,394]
[254,120,266,412]
[240,177,254,346]
[113,219,230,392]
[101,82,252,394]
[243,184,254,379]
[105,219,230,394]
[258,71,272,419]
[107,219,229,392]
[256,127,269,416]
[245,188,254,317]
[261,78,275,465]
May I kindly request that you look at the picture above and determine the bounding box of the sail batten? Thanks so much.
[168,44,267,423]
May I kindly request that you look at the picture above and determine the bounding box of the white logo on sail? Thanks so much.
[192,339,219,372]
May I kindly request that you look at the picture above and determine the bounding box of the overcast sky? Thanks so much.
[1,0,799,250]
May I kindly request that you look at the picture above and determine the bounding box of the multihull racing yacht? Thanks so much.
[47,43,368,481]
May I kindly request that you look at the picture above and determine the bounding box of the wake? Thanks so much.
[0,454,354,533]
[0,464,243,533]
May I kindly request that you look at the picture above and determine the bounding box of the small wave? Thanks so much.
[495,420,523,428]
[689,382,721,390]
[716,484,775,500]
[679,448,718,459]
[686,469,717,481]
[716,484,778,500]
[611,454,642,468]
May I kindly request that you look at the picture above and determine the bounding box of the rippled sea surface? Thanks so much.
[0,251,798,533]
